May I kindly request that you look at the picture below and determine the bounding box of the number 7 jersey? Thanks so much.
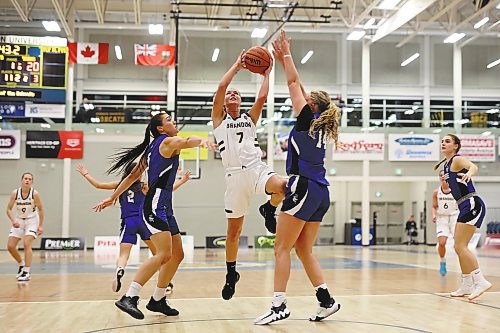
[213,113,262,169]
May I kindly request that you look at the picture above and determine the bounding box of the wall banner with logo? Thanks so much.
[0,129,21,159]
[460,134,496,162]
[40,237,86,250]
[388,134,440,161]
[25,103,65,118]
[254,235,276,248]
[205,236,248,249]
[26,130,83,158]
[332,133,385,161]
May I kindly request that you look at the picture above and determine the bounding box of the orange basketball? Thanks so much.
[244,46,271,74]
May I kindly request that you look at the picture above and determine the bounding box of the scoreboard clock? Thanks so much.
[0,36,67,103]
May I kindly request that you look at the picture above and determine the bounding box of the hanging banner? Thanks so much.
[0,102,25,117]
[459,134,495,162]
[0,129,21,159]
[26,130,83,159]
[388,134,440,161]
[332,133,385,161]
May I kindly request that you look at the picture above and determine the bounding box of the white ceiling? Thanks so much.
[0,0,499,46]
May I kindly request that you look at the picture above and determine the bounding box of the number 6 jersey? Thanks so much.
[213,113,262,170]
[437,186,459,216]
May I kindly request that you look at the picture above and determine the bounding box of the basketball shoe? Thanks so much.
[254,301,290,325]
[222,271,240,300]
[112,268,125,292]
[146,296,179,316]
[115,295,144,320]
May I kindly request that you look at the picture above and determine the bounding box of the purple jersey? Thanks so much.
[286,104,329,186]
[443,154,477,201]
[118,182,144,219]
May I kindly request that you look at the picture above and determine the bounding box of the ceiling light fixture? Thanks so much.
[300,50,314,64]
[347,30,366,41]
[211,48,220,62]
[474,17,489,29]
[251,28,268,38]
[444,33,466,43]
[42,21,61,32]
[401,52,420,67]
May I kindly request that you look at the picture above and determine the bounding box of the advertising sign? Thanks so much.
[26,130,83,158]
[0,129,21,159]
[388,134,440,161]
[332,133,385,160]
[40,237,86,250]
[460,134,495,162]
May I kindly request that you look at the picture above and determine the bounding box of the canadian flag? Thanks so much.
[68,42,109,64]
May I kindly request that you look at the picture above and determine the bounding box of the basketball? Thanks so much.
[244,46,271,74]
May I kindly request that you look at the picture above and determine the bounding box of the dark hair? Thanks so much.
[21,172,33,180]
[107,113,165,175]
[433,133,461,170]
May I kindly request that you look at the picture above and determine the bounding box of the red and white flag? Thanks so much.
[134,44,175,66]
[68,42,109,64]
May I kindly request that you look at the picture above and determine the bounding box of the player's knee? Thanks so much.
[294,246,310,259]
[226,226,242,241]
[454,242,466,254]
[7,242,16,252]
[156,251,172,265]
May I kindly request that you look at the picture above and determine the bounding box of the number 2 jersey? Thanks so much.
[118,182,145,219]
[213,113,262,170]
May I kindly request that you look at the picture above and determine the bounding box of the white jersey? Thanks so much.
[437,186,459,216]
[15,187,37,218]
[213,113,262,170]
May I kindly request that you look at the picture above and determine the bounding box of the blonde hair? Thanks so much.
[433,133,461,170]
[308,90,340,146]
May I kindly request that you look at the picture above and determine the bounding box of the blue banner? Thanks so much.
[0,102,25,117]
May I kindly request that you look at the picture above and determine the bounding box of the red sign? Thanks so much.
[58,131,83,158]
[26,130,83,159]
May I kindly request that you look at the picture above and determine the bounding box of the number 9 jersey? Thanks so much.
[15,187,37,218]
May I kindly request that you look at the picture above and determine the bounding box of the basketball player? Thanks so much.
[94,112,215,319]
[6,172,44,282]
[212,50,287,300]
[255,30,341,325]
[434,134,492,301]
[77,164,190,292]
[432,169,459,276]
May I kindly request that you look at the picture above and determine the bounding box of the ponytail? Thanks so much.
[107,113,165,175]
[307,90,340,146]
[433,158,446,171]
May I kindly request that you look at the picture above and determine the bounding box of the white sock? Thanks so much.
[19,260,25,267]
[116,266,124,273]
[24,267,30,273]
[153,287,167,301]
[125,281,143,298]
[314,283,328,291]
[462,273,473,285]
[272,292,286,307]
[470,268,487,284]
[440,258,446,263]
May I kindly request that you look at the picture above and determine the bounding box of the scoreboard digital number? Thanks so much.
[0,43,67,89]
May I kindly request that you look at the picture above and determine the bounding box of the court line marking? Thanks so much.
[417,289,500,310]
[83,318,431,333]
[1,292,499,305]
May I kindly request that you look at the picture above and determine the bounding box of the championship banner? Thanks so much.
[26,130,83,159]
[0,129,21,159]
[459,134,496,162]
[388,134,440,161]
[25,103,65,118]
[332,133,385,161]
[41,237,86,250]
[178,132,209,160]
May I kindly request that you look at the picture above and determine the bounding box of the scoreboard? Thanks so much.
[0,36,68,104]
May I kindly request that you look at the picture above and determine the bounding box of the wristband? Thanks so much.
[284,54,292,58]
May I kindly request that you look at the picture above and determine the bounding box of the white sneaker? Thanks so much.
[112,268,125,292]
[254,302,290,325]
[468,280,492,301]
[17,271,30,282]
[450,283,474,297]
[16,266,25,279]
[309,300,341,322]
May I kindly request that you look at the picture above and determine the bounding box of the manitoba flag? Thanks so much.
[134,44,175,66]
[68,42,109,64]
